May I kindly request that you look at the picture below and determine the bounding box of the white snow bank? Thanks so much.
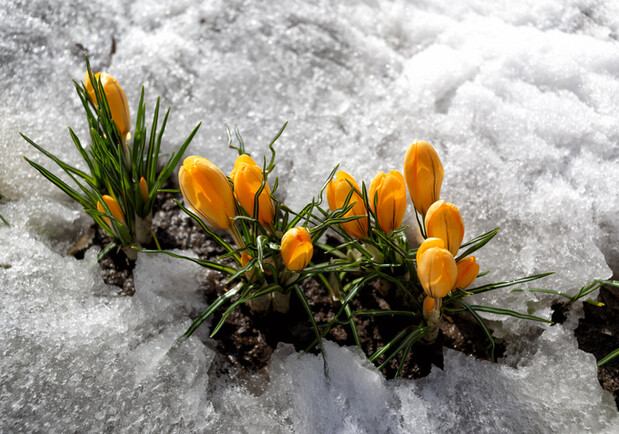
[1,0,618,431]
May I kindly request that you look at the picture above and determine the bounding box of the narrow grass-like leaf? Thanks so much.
[295,284,328,376]
[97,241,117,261]
[369,327,411,362]
[469,305,552,324]
[598,347,619,367]
[344,303,361,349]
[137,248,236,275]
[211,283,282,337]
[23,158,90,208]
[461,300,496,362]
[377,326,429,370]
[181,282,245,340]
[466,272,555,296]
[354,310,419,318]
[510,288,571,299]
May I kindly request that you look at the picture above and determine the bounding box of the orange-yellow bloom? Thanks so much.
[415,237,445,266]
[178,156,236,230]
[417,246,457,299]
[368,170,406,234]
[84,71,131,141]
[280,227,313,271]
[423,296,437,315]
[230,154,257,180]
[326,171,368,239]
[403,141,444,216]
[97,194,125,227]
[139,177,148,202]
[424,200,464,256]
[231,155,275,225]
[454,256,479,290]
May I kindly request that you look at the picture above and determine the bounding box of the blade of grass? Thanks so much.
[294,284,328,376]
[598,347,619,367]
[181,282,244,340]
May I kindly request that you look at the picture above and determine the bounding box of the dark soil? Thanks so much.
[70,190,618,409]
[574,281,619,409]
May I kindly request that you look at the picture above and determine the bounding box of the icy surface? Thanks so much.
[1,0,618,431]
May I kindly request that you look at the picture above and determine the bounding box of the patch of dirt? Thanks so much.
[574,282,619,410]
[70,190,616,408]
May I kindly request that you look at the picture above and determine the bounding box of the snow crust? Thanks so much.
[1,0,618,431]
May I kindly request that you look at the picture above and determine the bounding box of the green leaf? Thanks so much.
[23,157,90,208]
[456,227,500,261]
[181,282,245,340]
[377,326,429,370]
[461,301,496,362]
[294,284,328,376]
[468,305,552,324]
[97,241,117,261]
[467,272,554,296]
[598,347,619,367]
[136,248,236,275]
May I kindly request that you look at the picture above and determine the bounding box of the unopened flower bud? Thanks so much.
[84,71,131,142]
[97,194,125,227]
[368,170,406,234]
[178,156,236,230]
[280,227,313,271]
[454,256,479,290]
[230,154,257,180]
[423,296,437,315]
[231,155,275,225]
[417,246,457,299]
[326,171,368,239]
[415,237,445,265]
[139,177,148,202]
[424,200,464,256]
[403,141,444,216]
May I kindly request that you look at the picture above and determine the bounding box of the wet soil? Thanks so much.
[72,190,619,409]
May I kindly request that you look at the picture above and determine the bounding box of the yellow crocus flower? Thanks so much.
[280,227,313,271]
[453,256,479,290]
[231,155,275,226]
[416,246,457,299]
[84,71,131,142]
[97,194,125,227]
[368,170,406,234]
[326,171,368,239]
[403,141,444,216]
[178,156,236,230]
[424,200,464,256]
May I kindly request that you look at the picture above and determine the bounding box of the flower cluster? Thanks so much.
[23,58,200,260]
[24,59,562,376]
[303,140,554,372]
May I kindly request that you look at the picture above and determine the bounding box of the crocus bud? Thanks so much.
[97,194,125,227]
[84,71,131,141]
[368,170,406,234]
[326,171,368,239]
[423,296,437,315]
[415,237,445,266]
[417,246,457,299]
[280,227,313,271]
[139,177,149,202]
[178,156,236,230]
[231,155,275,225]
[230,154,257,180]
[424,200,464,256]
[454,256,479,290]
[403,141,444,216]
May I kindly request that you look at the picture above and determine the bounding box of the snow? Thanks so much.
[1,0,618,431]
